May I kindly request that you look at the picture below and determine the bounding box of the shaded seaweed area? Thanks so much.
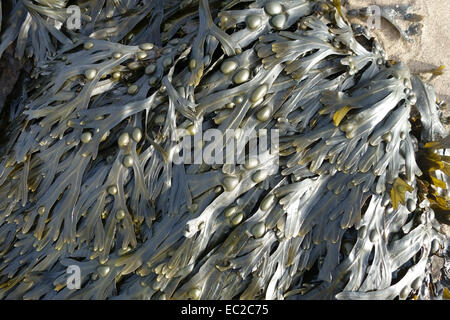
[0,0,448,300]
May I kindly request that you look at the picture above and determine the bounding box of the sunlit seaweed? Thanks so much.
[0,0,448,300]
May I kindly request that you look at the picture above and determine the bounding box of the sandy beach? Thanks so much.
[345,0,450,105]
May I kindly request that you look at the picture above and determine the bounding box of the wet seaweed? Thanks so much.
[0,0,448,300]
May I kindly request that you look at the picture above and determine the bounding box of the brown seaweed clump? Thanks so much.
[0,0,448,300]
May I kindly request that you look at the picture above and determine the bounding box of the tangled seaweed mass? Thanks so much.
[0,0,448,300]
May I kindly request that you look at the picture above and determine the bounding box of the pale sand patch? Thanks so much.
[345,0,450,105]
